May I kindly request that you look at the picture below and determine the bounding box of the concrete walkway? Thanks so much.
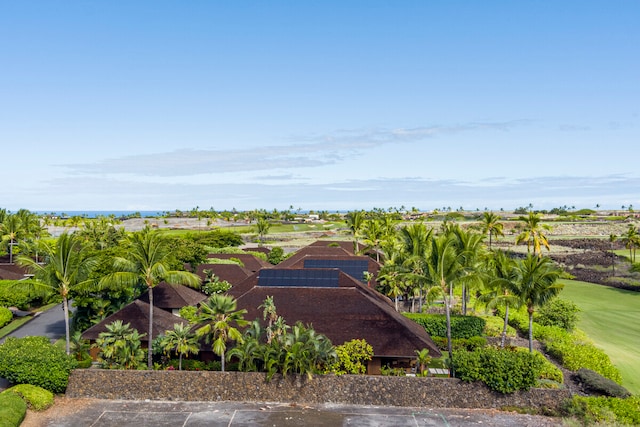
[24,399,563,427]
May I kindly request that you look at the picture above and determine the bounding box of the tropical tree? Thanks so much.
[94,320,146,369]
[480,212,504,250]
[609,234,618,276]
[98,227,201,368]
[361,219,384,262]
[159,323,200,370]
[15,232,98,355]
[259,295,278,344]
[255,216,271,246]
[195,294,248,372]
[515,212,552,256]
[620,224,639,262]
[345,210,366,254]
[449,225,486,315]
[426,233,463,362]
[0,213,22,264]
[415,348,432,377]
[511,254,563,352]
[478,250,520,348]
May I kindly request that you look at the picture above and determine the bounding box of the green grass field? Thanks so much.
[560,279,640,395]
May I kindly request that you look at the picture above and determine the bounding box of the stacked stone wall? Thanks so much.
[66,370,570,411]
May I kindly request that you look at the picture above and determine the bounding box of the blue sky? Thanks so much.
[1,1,638,212]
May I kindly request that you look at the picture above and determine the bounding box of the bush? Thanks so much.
[404,313,485,339]
[535,298,580,331]
[325,339,373,375]
[267,247,285,265]
[453,346,544,394]
[432,336,487,352]
[563,395,640,426]
[574,368,631,398]
[0,281,32,310]
[0,307,12,328]
[0,336,76,393]
[481,315,517,338]
[2,384,54,411]
[0,391,27,427]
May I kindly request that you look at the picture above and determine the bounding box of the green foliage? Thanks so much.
[0,281,33,309]
[164,236,208,270]
[191,229,244,248]
[325,339,373,375]
[94,320,147,370]
[404,313,486,339]
[535,298,580,331]
[563,395,640,426]
[178,305,198,323]
[208,247,268,261]
[0,307,12,328]
[575,368,632,398]
[267,246,285,265]
[0,336,76,393]
[432,336,487,352]
[201,272,232,295]
[480,315,517,338]
[453,346,546,393]
[164,359,220,371]
[2,384,54,411]
[380,366,406,376]
[0,391,27,427]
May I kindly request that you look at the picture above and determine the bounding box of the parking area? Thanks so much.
[23,398,562,427]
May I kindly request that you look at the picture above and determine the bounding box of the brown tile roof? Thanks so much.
[206,253,271,273]
[81,299,189,342]
[232,269,441,358]
[0,263,31,280]
[137,282,207,310]
[278,246,353,267]
[308,240,360,254]
[195,263,252,285]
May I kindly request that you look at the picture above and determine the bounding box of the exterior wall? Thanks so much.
[66,369,570,411]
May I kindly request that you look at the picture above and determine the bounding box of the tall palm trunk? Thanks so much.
[445,291,453,373]
[63,296,71,355]
[147,285,154,369]
[501,303,509,348]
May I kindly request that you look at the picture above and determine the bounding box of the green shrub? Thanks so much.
[432,336,487,352]
[267,247,285,265]
[0,391,27,427]
[2,384,54,411]
[404,313,485,339]
[453,346,544,394]
[0,307,12,328]
[325,339,373,375]
[0,336,76,393]
[511,347,563,384]
[574,368,631,398]
[563,396,640,426]
[178,305,198,323]
[481,316,517,338]
[535,298,580,331]
[0,281,32,309]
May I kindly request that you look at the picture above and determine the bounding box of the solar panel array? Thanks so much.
[257,268,341,288]
[303,259,369,281]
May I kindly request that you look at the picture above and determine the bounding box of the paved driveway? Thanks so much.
[23,399,563,427]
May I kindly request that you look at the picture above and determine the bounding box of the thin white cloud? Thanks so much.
[62,121,526,177]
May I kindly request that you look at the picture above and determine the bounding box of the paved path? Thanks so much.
[23,399,563,427]
[0,302,66,344]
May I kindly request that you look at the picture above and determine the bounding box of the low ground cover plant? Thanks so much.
[563,395,640,426]
[2,384,54,411]
[0,391,27,427]
[574,368,632,398]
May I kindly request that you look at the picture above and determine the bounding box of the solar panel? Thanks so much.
[303,259,369,281]
[258,268,340,287]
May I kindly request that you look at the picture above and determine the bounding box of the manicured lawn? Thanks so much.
[560,279,640,395]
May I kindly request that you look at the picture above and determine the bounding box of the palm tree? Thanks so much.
[99,227,201,368]
[512,254,563,352]
[15,232,98,355]
[361,219,384,262]
[415,348,432,377]
[450,225,486,315]
[94,320,146,369]
[621,224,639,262]
[259,295,278,344]
[195,294,248,372]
[1,213,22,264]
[159,323,200,370]
[426,233,463,362]
[255,217,271,246]
[478,250,520,348]
[480,212,504,250]
[345,210,366,254]
[515,212,552,257]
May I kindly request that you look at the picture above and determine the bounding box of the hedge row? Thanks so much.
[0,307,12,328]
[404,313,485,339]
